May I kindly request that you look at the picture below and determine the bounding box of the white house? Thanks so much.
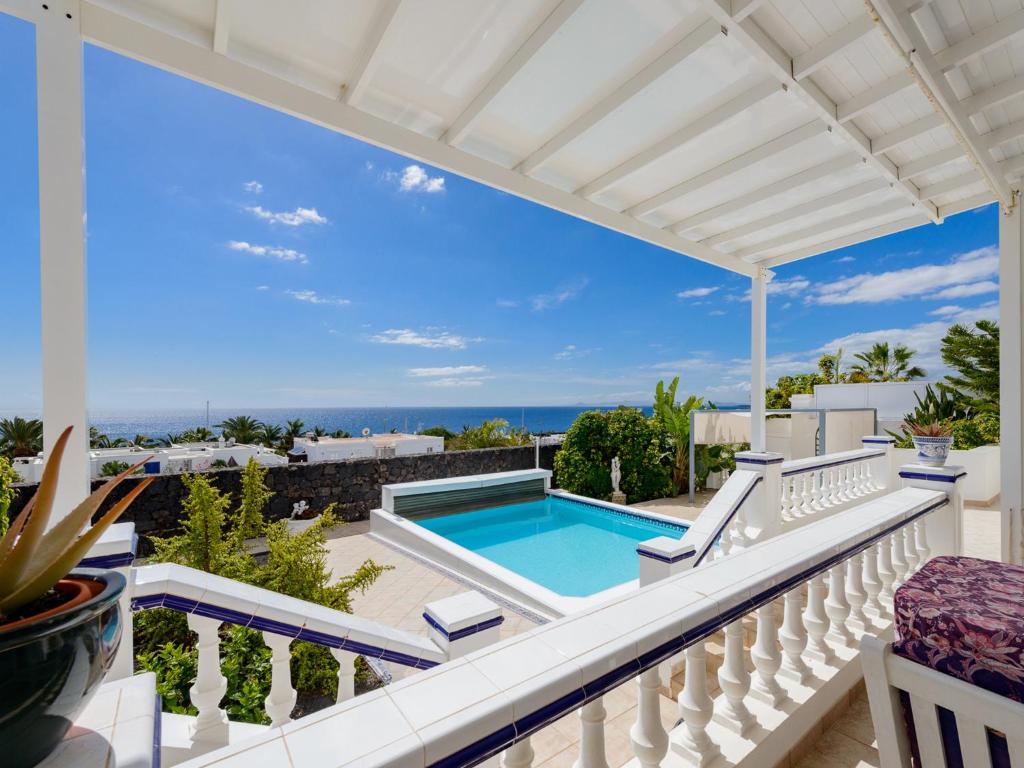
[290,433,444,463]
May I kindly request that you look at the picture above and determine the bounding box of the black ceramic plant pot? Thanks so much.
[0,568,125,768]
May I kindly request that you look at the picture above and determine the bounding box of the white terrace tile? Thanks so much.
[191,569,260,616]
[386,659,508,732]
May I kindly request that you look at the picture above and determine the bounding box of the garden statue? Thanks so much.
[611,456,621,494]
[291,500,310,519]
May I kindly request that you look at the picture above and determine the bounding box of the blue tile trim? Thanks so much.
[423,612,504,641]
[153,693,162,768]
[781,450,885,477]
[735,455,785,465]
[131,593,441,669]
[423,496,950,768]
[692,476,761,567]
[862,438,895,445]
[636,546,696,563]
[79,552,136,569]
[899,470,967,484]
[552,495,688,535]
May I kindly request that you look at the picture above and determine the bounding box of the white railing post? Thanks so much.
[862,543,884,620]
[890,528,910,587]
[503,739,535,768]
[803,573,832,663]
[186,614,229,746]
[734,451,785,543]
[575,699,610,768]
[263,632,297,727]
[424,591,503,659]
[330,648,357,702]
[899,463,966,558]
[778,587,810,684]
[845,552,869,632]
[877,537,897,614]
[825,564,853,647]
[631,666,669,768]
[672,641,719,767]
[750,602,785,706]
[714,620,755,736]
[863,436,896,491]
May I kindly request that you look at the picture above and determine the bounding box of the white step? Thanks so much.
[40,671,158,768]
[160,712,270,767]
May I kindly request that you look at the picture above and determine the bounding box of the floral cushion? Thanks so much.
[893,555,1024,703]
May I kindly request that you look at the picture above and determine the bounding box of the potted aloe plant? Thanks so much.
[0,426,152,768]
[908,420,954,467]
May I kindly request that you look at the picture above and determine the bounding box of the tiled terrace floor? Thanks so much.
[323,494,1002,768]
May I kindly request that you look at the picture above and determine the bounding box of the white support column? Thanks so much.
[33,0,91,515]
[750,267,773,453]
[733,451,784,542]
[1000,196,1023,565]
[423,591,503,659]
[899,464,966,558]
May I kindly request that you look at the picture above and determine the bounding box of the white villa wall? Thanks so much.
[812,382,934,432]
[295,434,444,462]
[895,444,1000,504]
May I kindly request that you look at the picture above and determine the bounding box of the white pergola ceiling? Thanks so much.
[3,0,1022,274]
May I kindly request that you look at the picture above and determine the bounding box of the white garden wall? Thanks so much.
[894,444,1000,504]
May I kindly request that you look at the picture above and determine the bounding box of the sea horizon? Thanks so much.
[0,403,747,441]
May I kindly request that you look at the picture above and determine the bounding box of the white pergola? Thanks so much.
[3,0,1022,561]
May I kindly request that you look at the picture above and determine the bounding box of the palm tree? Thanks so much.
[258,423,283,447]
[129,434,159,448]
[330,429,351,438]
[311,426,328,437]
[850,343,926,382]
[216,415,265,444]
[0,417,44,458]
[90,426,114,448]
[179,426,215,443]
[282,419,305,450]
[817,347,845,384]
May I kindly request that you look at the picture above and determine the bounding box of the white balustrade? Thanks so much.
[779,587,811,684]
[845,552,868,632]
[913,519,931,566]
[503,738,534,768]
[673,642,719,766]
[263,632,297,727]
[891,528,910,587]
[330,648,357,702]
[825,564,853,647]
[862,543,884,619]
[630,666,669,767]
[715,620,755,736]
[750,602,785,706]
[903,523,920,573]
[803,572,832,663]
[186,614,229,746]
[575,699,610,768]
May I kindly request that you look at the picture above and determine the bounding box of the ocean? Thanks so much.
[57,405,656,441]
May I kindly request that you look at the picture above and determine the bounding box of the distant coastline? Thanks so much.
[0,403,747,441]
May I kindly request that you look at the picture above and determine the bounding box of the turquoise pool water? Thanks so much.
[415,496,688,597]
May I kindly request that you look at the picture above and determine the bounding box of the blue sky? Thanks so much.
[0,12,1000,411]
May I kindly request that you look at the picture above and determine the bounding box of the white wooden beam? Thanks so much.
[79,2,758,276]
[981,119,1024,151]
[932,9,1024,73]
[443,0,585,146]
[702,179,889,247]
[961,74,1024,117]
[212,0,230,54]
[837,72,914,122]
[672,155,863,233]
[577,78,781,199]
[519,18,723,175]
[1001,153,1024,178]
[758,214,929,267]
[938,192,995,218]
[731,0,768,22]
[897,145,963,179]
[750,267,769,453]
[793,16,876,81]
[873,0,1013,206]
[871,114,942,155]
[342,0,401,105]
[918,170,982,200]
[696,1,938,222]
[734,201,906,260]
[627,120,824,218]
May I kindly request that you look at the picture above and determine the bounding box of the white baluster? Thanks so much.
[837,466,851,502]
[877,536,897,615]
[828,468,843,505]
[330,648,356,702]
[630,667,669,767]
[674,642,719,766]
[732,503,748,549]
[780,478,792,521]
[779,587,810,685]
[825,564,853,647]
[914,519,931,567]
[714,620,755,736]
[719,522,733,557]
[803,573,832,664]
[503,738,534,768]
[263,632,297,727]
[810,471,825,511]
[574,699,610,768]
[845,552,868,632]
[187,614,229,745]
[891,528,910,588]
[902,523,920,574]
[852,462,866,496]
[750,602,785,706]
[862,543,883,620]
[800,473,814,515]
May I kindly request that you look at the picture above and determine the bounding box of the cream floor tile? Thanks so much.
[795,728,880,768]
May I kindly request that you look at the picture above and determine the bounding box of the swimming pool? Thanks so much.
[415,495,688,597]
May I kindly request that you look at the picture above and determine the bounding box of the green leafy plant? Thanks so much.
[100,460,133,477]
[653,377,703,494]
[0,426,152,619]
[0,456,21,537]
[907,420,953,438]
[0,416,43,459]
[940,320,999,412]
[421,426,456,440]
[555,407,672,503]
[446,419,530,450]
[234,458,274,541]
[850,342,926,382]
[216,415,265,445]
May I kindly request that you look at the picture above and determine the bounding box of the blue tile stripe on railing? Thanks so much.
[130,594,441,669]
[422,612,505,641]
[79,552,137,568]
[781,450,886,477]
[862,438,895,444]
[423,495,950,768]
[636,547,696,564]
[899,470,967,484]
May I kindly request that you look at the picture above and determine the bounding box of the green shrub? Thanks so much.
[100,460,132,477]
[951,418,984,450]
[975,412,1000,445]
[0,456,20,536]
[555,407,672,503]
[420,426,455,440]
[446,418,530,450]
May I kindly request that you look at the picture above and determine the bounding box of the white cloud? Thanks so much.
[933,280,998,299]
[245,205,328,226]
[371,328,477,349]
[812,246,996,305]
[677,286,719,299]
[243,180,263,193]
[255,285,270,291]
[554,344,597,360]
[228,240,309,264]
[928,305,962,316]
[705,381,751,395]
[836,255,855,263]
[496,299,519,308]
[285,289,350,306]
[531,277,589,311]
[769,277,810,297]
[425,377,484,388]
[709,309,727,316]
[385,164,445,193]
[408,365,487,377]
